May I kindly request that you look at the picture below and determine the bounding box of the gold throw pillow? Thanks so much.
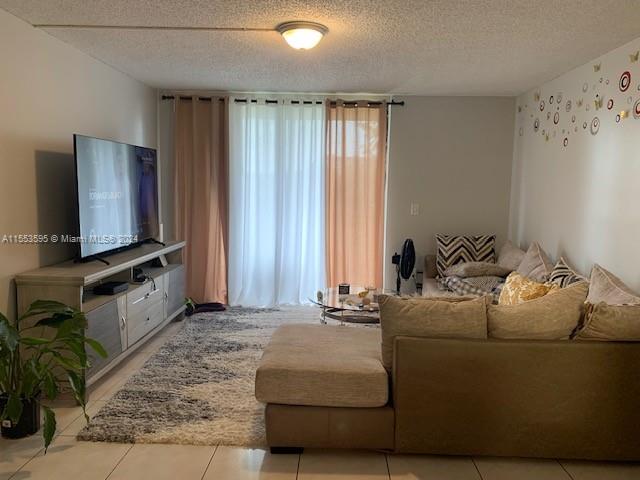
[499,271,560,306]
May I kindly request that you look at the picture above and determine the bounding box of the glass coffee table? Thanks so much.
[310,285,388,324]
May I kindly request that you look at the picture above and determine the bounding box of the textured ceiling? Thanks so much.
[2,1,640,95]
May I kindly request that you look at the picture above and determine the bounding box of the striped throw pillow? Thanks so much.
[435,234,496,278]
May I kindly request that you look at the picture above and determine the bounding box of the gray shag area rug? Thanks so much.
[77,306,323,447]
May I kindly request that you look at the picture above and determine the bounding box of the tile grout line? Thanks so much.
[295,450,301,480]
[104,443,134,480]
[7,445,44,480]
[558,459,575,480]
[200,443,219,480]
[471,457,484,480]
[384,453,391,480]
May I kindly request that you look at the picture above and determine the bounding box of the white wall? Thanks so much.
[385,96,515,290]
[511,36,640,291]
[0,9,157,318]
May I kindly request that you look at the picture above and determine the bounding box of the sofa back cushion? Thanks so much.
[378,295,488,371]
[488,281,589,340]
[499,271,559,306]
[435,234,496,277]
[574,303,640,341]
[586,264,640,305]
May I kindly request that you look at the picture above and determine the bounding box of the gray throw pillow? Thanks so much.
[497,241,526,271]
[444,261,512,278]
[586,264,640,305]
[516,242,554,282]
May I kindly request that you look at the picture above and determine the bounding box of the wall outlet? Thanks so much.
[410,203,420,216]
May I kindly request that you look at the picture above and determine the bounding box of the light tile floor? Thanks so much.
[2,319,639,480]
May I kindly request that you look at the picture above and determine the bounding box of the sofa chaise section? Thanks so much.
[255,324,393,451]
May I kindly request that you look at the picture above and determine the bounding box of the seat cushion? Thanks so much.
[255,324,388,408]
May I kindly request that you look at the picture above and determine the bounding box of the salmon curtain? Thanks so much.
[174,96,229,303]
[325,100,387,288]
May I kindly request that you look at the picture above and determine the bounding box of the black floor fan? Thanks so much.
[392,239,416,294]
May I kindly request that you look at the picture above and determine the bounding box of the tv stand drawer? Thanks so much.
[127,277,164,318]
[127,300,164,346]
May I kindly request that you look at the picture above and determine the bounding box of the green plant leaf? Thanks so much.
[43,370,58,400]
[20,359,41,398]
[52,353,82,371]
[34,315,69,329]
[3,393,23,423]
[19,337,52,346]
[0,314,19,352]
[20,300,75,320]
[84,338,108,359]
[67,370,86,407]
[42,405,56,452]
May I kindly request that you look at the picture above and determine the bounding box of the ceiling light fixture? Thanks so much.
[276,21,328,50]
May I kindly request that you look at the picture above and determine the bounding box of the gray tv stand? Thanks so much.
[15,241,186,384]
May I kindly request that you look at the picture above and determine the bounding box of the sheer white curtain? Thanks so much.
[228,99,325,306]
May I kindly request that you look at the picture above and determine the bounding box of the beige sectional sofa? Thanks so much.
[255,322,640,460]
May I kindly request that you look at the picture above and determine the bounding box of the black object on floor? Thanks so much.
[185,301,226,316]
[270,447,304,454]
[0,396,40,439]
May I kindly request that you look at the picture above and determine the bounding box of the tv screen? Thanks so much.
[74,135,159,259]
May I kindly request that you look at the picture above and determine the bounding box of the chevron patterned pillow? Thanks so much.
[435,234,496,277]
[549,257,586,287]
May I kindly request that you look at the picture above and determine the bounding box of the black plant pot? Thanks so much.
[0,395,41,439]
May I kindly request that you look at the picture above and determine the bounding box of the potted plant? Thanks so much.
[0,300,107,451]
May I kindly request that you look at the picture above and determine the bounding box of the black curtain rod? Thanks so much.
[161,95,404,106]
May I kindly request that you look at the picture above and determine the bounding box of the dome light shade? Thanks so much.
[277,21,328,50]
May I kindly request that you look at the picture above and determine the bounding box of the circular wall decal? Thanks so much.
[556,94,562,104]
[539,100,545,111]
[590,117,600,135]
[583,121,588,129]
[599,77,603,83]
[633,99,640,119]
[565,100,572,112]
[563,137,568,147]
[519,127,524,136]
[549,95,554,104]
[616,114,621,123]
[571,114,576,123]
[553,112,560,124]
[607,98,614,110]
[619,71,631,92]
[583,82,589,92]
[606,79,610,85]
[547,111,551,120]
[534,118,540,131]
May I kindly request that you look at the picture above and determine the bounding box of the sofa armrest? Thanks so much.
[392,336,640,460]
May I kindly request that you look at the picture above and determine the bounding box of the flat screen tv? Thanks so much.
[74,135,159,259]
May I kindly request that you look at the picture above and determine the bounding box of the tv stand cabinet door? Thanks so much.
[86,299,124,379]
[165,265,186,318]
